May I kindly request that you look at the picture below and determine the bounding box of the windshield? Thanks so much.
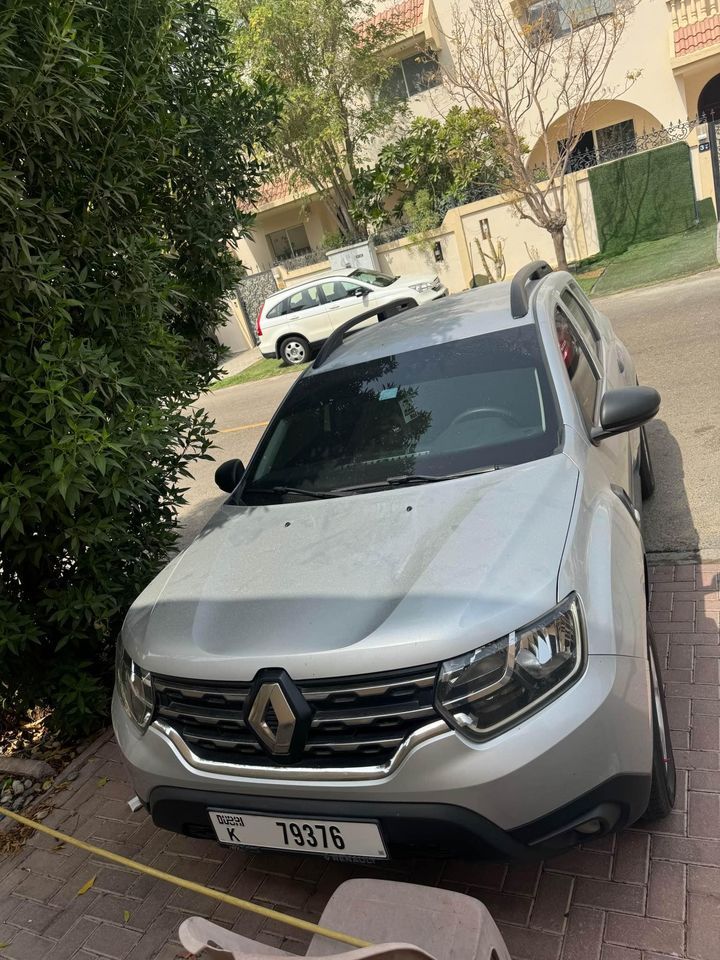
[240,326,560,503]
[349,268,397,287]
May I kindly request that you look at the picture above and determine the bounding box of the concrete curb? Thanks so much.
[213,347,261,382]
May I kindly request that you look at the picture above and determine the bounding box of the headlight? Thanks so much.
[409,281,433,292]
[115,638,154,731]
[435,595,585,741]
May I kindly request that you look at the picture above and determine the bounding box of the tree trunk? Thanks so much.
[550,227,569,271]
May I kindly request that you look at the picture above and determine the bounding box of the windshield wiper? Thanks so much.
[333,465,504,495]
[246,485,341,500]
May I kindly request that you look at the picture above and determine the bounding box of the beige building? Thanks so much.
[233,0,720,278]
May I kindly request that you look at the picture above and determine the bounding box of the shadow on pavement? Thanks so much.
[643,419,700,559]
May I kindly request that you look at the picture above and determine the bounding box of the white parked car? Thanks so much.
[256,268,448,365]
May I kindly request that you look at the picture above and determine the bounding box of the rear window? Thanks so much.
[266,299,287,319]
[267,286,321,319]
[240,325,561,501]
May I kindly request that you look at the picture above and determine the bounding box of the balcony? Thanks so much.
[667,0,720,61]
[369,0,442,56]
[511,0,616,41]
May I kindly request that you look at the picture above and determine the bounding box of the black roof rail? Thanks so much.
[510,260,553,319]
[313,298,417,369]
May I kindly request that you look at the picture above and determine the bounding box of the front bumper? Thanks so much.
[147,773,649,860]
[113,654,653,859]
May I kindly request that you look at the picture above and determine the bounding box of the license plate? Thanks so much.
[208,810,387,859]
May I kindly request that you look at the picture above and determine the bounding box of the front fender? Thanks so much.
[558,472,647,658]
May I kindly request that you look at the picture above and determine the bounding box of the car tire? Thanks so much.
[279,336,310,366]
[642,625,677,821]
[639,426,655,500]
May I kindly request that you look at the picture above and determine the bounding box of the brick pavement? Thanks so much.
[0,561,718,960]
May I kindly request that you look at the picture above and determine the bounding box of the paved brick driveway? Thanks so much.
[1,561,719,960]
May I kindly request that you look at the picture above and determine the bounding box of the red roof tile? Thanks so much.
[258,178,291,204]
[364,0,424,32]
[674,15,720,56]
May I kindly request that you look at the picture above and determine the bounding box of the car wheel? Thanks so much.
[280,336,310,366]
[643,625,677,821]
[639,425,655,500]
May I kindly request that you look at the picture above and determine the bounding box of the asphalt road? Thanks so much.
[178,373,301,545]
[180,269,720,558]
[599,270,720,559]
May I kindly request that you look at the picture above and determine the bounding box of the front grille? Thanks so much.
[153,664,439,769]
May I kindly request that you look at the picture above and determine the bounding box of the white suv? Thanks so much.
[114,262,674,861]
[257,268,448,365]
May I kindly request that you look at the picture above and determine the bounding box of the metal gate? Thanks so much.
[708,118,720,217]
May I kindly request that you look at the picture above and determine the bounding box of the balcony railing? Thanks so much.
[667,0,720,31]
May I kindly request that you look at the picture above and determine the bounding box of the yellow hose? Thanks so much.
[0,805,371,949]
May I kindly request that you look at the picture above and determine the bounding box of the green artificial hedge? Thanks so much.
[588,143,698,257]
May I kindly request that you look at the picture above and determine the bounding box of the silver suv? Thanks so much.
[114,262,675,861]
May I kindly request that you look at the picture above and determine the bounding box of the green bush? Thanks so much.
[352,107,510,229]
[0,0,278,735]
[588,143,698,257]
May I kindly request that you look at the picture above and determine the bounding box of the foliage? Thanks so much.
[402,190,443,244]
[352,108,510,230]
[321,230,348,251]
[445,0,639,268]
[0,0,279,735]
[588,143,698,256]
[226,0,409,237]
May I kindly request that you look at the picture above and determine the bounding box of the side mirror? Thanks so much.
[353,287,365,297]
[592,386,660,442]
[215,458,245,493]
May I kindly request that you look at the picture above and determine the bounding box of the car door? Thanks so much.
[319,279,376,329]
[554,296,634,496]
[282,284,333,344]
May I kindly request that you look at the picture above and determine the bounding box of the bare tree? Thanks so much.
[444,0,638,268]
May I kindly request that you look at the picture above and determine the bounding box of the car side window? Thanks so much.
[339,280,367,297]
[267,298,292,319]
[555,306,599,432]
[287,285,321,314]
[319,280,367,303]
[560,289,601,363]
[318,281,342,303]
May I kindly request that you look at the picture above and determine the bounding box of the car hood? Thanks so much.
[395,274,438,288]
[124,454,579,680]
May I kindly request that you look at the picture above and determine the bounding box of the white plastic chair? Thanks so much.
[178,878,511,960]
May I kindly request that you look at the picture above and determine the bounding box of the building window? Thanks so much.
[267,224,311,261]
[559,131,595,172]
[595,119,636,161]
[380,51,441,103]
[526,0,615,42]
[558,118,636,171]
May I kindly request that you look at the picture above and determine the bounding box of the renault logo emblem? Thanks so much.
[244,669,312,761]
[247,682,297,756]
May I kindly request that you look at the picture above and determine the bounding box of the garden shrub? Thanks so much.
[0,0,278,735]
